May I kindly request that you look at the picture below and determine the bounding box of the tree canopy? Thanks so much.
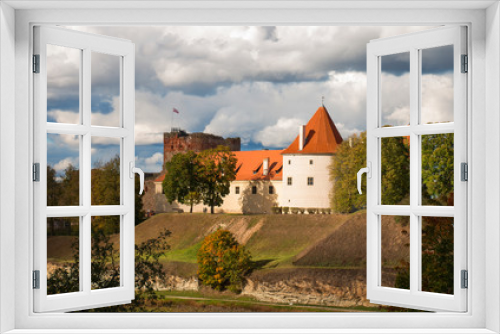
[162,150,201,213]
[197,229,252,293]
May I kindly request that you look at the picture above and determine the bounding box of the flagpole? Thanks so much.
[170,106,173,132]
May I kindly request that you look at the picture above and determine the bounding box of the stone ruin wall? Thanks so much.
[163,131,241,168]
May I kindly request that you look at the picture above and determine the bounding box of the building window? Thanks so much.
[307,177,314,186]
[287,177,292,185]
[252,186,257,194]
[235,186,240,194]
[288,160,291,165]
[310,159,313,165]
[269,186,274,194]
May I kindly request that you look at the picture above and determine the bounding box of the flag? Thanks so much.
[173,108,179,114]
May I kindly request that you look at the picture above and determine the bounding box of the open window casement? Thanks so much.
[33,26,140,312]
[363,26,467,312]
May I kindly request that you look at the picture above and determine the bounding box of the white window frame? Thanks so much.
[366,26,467,312]
[32,26,136,313]
[0,1,499,333]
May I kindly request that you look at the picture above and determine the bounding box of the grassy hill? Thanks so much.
[48,212,409,277]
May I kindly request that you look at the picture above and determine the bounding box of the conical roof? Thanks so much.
[281,106,343,155]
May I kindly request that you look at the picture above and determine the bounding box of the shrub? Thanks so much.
[298,208,305,214]
[282,207,289,214]
[291,207,299,214]
[326,208,332,214]
[271,206,281,214]
[307,208,316,214]
[197,229,252,293]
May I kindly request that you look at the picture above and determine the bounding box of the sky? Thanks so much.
[46,25,453,174]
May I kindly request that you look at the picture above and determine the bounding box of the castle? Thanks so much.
[143,105,343,214]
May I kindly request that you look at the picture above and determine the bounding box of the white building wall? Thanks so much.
[280,154,333,209]
[151,180,282,214]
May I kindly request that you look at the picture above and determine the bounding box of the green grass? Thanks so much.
[162,241,202,263]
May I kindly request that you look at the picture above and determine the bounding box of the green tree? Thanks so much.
[330,132,367,213]
[197,146,237,214]
[59,164,79,206]
[197,229,252,293]
[162,150,202,213]
[380,136,410,205]
[422,133,454,205]
[47,165,61,206]
[47,227,171,311]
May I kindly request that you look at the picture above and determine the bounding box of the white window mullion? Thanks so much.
[82,47,92,296]
[409,46,420,296]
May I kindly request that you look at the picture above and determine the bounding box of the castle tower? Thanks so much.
[280,106,343,209]
[163,131,241,169]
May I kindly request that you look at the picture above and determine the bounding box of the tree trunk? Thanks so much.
[211,205,214,214]
[190,202,193,213]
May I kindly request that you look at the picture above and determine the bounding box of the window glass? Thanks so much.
[380,52,410,127]
[47,45,80,124]
[47,133,80,206]
[420,45,454,125]
[91,52,120,127]
[47,217,80,295]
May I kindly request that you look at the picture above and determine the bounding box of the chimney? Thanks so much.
[299,125,306,151]
[263,158,269,176]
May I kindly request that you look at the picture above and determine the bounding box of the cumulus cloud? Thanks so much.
[254,118,303,148]
[54,157,79,172]
[136,152,164,172]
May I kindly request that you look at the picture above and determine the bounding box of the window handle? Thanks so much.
[129,162,145,195]
[357,162,372,194]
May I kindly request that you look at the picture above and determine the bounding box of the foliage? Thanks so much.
[197,146,237,214]
[197,229,252,293]
[47,226,171,311]
[282,207,289,214]
[422,133,454,205]
[395,216,454,294]
[162,150,202,213]
[380,136,410,205]
[47,156,145,235]
[271,206,282,214]
[330,132,410,212]
[330,132,367,213]
[290,207,299,214]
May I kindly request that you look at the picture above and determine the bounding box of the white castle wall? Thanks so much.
[152,180,282,214]
[280,154,333,209]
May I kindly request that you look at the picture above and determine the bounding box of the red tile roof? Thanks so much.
[154,173,165,182]
[282,106,343,155]
[232,150,283,181]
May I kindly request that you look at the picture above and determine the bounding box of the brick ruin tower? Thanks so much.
[163,130,241,169]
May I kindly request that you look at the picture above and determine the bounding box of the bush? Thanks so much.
[282,207,289,214]
[307,208,316,214]
[271,206,282,214]
[291,207,299,214]
[197,229,252,293]
[326,208,332,214]
[298,208,305,214]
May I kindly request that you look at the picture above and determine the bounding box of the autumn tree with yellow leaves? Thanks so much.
[197,229,252,293]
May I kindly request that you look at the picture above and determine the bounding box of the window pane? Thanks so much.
[381,215,410,290]
[380,52,410,127]
[47,45,80,124]
[91,216,120,290]
[91,52,120,127]
[47,133,80,206]
[47,217,80,295]
[91,137,121,206]
[381,137,410,205]
[421,133,454,206]
[420,45,454,125]
[421,216,454,295]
